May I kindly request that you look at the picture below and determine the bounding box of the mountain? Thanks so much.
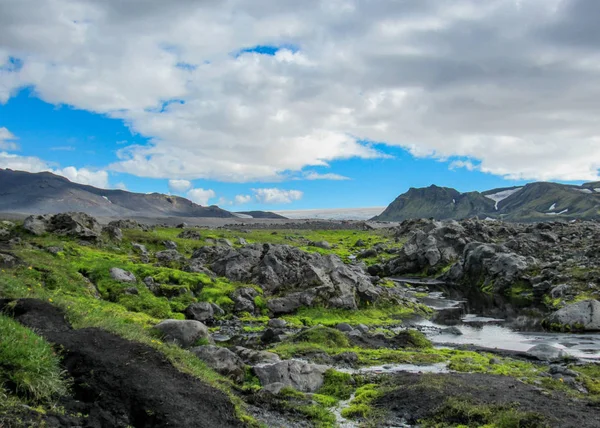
[235,211,288,219]
[373,185,496,221]
[0,169,234,218]
[374,182,600,222]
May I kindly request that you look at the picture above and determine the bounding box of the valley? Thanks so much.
[1,213,599,427]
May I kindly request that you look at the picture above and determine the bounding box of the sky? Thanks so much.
[1,0,599,211]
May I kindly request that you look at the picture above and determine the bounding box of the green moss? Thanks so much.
[0,314,69,403]
[283,303,431,328]
[420,397,547,428]
[292,326,350,348]
[317,370,355,401]
[340,383,383,420]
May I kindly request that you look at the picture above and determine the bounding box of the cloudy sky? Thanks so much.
[1,0,599,210]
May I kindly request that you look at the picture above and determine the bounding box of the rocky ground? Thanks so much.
[0,213,599,427]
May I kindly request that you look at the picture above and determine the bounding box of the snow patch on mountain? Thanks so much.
[549,203,557,211]
[484,188,522,210]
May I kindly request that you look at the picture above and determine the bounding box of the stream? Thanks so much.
[393,277,600,361]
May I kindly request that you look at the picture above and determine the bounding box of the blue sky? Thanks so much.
[0,86,542,211]
[1,1,598,212]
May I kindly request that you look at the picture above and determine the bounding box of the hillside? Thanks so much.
[374,182,600,222]
[0,169,234,218]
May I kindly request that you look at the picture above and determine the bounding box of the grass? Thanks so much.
[282,303,431,328]
[340,383,383,420]
[420,397,547,428]
[0,314,68,403]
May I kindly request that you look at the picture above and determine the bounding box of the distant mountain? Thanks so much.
[235,211,288,219]
[0,169,234,218]
[374,182,600,222]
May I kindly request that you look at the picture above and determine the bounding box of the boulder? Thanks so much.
[355,324,369,333]
[109,267,137,283]
[163,240,178,250]
[237,237,248,245]
[311,240,332,250]
[544,300,600,332]
[262,382,286,395]
[254,360,329,393]
[47,212,102,241]
[0,252,20,268]
[153,319,213,348]
[108,219,142,230]
[23,214,51,235]
[185,302,214,322]
[233,346,281,365]
[217,238,233,247]
[178,230,201,240]
[336,323,354,332]
[526,344,567,361]
[267,318,287,329]
[190,345,245,382]
[191,243,381,312]
[103,225,123,242]
[132,243,148,255]
[156,249,184,264]
[234,296,255,314]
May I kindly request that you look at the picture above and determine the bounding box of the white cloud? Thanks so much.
[303,171,350,180]
[234,194,253,205]
[115,182,127,190]
[0,127,19,151]
[168,179,192,193]
[54,166,109,188]
[187,188,216,205]
[252,188,303,204]
[1,0,600,181]
[0,151,51,173]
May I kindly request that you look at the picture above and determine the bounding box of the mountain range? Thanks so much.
[373,182,600,222]
[0,169,236,218]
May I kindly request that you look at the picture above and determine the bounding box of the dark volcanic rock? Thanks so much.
[191,243,382,312]
[24,212,102,241]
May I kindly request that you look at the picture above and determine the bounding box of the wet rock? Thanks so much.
[267,318,287,329]
[233,346,281,365]
[109,267,137,283]
[103,225,123,242]
[526,344,566,361]
[440,326,463,335]
[190,345,245,382]
[185,302,214,322]
[153,319,213,348]
[336,322,354,332]
[163,240,178,250]
[544,300,600,331]
[254,360,329,393]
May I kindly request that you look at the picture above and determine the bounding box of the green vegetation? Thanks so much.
[420,397,547,428]
[292,326,350,348]
[317,369,355,401]
[0,314,68,403]
[283,303,431,328]
[340,383,384,420]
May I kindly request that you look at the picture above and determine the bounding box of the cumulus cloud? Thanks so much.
[0,127,19,151]
[1,0,600,181]
[234,194,253,205]
[55,166,109,188]
[187,188,216,205]
[168,179,192,193]
[252,188,303,204]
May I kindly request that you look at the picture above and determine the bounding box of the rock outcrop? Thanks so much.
[24,212,102,241]
[190,345,245,382]
[191,243,382,313]
[153,319,213,348]
[254,360,329,393]
[544,300,600,332]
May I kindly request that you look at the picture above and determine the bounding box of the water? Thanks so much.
[393,278,600,361]
[339,362,449,375]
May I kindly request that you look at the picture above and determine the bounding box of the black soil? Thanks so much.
[0,299,242,428]
[376,372,600,428]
